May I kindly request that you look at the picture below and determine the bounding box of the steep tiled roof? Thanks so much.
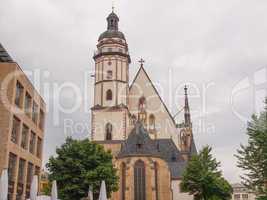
[0,43,13,62]
[117,122,195,179]
[118,122,160,157]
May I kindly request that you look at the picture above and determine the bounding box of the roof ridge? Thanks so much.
[129,66,177,125]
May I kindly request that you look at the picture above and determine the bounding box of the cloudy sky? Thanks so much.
[1,0,267,183]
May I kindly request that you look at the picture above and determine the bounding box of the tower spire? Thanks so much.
[184,85,191,127]
[112,1,115,12]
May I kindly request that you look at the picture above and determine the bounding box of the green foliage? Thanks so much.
[180,146,233,200]
[236,98,267,196]
[46,137,119,200]
[257,195,267,200]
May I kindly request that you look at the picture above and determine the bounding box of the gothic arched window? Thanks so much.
[121,162,126,200]
[138,96,146,111]
[149,114,155,130]
[105,123,112,140]
[106,89,113,101]
[154,162,159,200]
[134,160,146,200]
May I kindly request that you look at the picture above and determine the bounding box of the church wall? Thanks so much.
[103,59,116,79]
[128,68,181,149]
[94,55,128,107]
[121,61,127,82]
[117,82,127,105]
[102,82,117,107]
[92,108,128,141]
[171,180,193,200]
[111,156,172,200]
[94,83,101,106]
[98,142,122,159]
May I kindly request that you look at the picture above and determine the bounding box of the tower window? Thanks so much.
[106,89,113,101]
[106,90,112,101]
[107,70,113,79]
[134,160,146,200]
[105,123,112,140]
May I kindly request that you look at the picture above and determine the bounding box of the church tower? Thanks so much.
[91,10,131,141]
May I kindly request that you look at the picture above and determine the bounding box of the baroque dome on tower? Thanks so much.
[98,11,126,41]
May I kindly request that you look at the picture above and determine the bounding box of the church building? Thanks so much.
[91,10,197,200]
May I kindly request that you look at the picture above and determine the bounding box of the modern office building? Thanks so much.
[0,43,46,200]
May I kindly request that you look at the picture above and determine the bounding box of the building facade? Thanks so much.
[91,11,197,200]
[0,43,46,200]
[232,184,256,200]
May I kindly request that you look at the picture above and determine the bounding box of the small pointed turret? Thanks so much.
[184,85,191,128]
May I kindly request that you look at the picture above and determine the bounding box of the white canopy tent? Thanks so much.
[0,169,8,200]
[98,181,107,200]
[26,176,58,200]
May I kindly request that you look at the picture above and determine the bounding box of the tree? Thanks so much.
[236,98,267,197]
[46,138,119,200]
[180,146,233,200]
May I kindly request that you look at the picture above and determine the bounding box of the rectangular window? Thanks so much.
[39,109,45,130]
[21,124,29,150]
[32,102,38,124]
[8,153,17,200]
[29,131,36,154]
[15,81,24,107]
[17,159,26,183]
[11,116,20,144]
[35,166,40,176]
[234,194,241,200]
[26,162,34,184]
[24,92,32,117]
[37,137,42,158]
[8,153,17,182]
[26,162,34,199]
[242,194,249,199]
[106,70,113,79]
[17,160,25,200]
